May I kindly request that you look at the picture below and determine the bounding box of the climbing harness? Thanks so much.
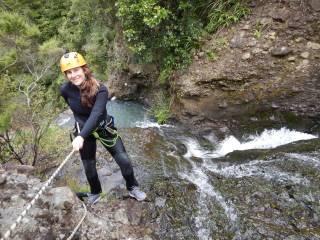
[92,118,119,148]
[92,125,119,148]
[71,118,119,148]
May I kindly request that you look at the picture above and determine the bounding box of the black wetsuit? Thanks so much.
[60,82,138,194]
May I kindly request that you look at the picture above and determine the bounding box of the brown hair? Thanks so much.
[79,65,100,107]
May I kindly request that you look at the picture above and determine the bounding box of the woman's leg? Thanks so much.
[79,137,102,194]
[105,137,138,190]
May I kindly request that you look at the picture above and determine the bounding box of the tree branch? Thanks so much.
[0,131,24,164]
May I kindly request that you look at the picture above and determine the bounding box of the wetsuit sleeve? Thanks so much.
[79,86,108,138]
[60,84,68,103]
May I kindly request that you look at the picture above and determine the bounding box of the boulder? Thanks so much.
[49,187,76,210]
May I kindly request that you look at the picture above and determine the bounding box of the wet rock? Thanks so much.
[242,52,251,60]
[114,209,129,224]
[17,182,28,190]
[218,102,228,108]
[155,197,166,208]
[270,46,291,57]
[250,117,258,122]
[288,56,296,62]
[252,48,262,54]
[0,174,6,185]
[247,39,257,47]
[49,187,76,210]
[260,17,273,26]
[3,164,34,175]
[307,41,320,50]
[300,52,310,59]
[128,63,142,75]
[271,103,279,109]
[98,167,112,176]
[309,0,320,11]
[268,31,276,40]
[269,8,291,22]
[241,24,250,30]
[229,32,246,48]
[143,236,153,240]
[198,52,205,58]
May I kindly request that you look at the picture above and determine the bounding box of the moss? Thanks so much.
[65,177,90,193]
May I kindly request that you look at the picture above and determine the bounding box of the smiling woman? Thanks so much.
[65,67,86,86]
[59,52,147,204]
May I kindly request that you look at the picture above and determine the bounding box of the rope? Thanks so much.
[66,201,87,240]
[0,150,75,240]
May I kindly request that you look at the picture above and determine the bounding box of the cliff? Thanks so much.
[106,0,320,136]
[171,0,320,135]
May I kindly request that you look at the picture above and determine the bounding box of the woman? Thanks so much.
[59,51,146,204]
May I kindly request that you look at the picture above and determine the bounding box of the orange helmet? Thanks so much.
[60,52,86,72]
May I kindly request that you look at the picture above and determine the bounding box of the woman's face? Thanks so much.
[65,67,85,86]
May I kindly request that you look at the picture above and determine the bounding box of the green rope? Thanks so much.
[92,126,119,148]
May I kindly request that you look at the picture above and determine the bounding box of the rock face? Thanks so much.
[0,165,156,240]
[106,23,161,106]
[104,0,320,135]
[170,0,320,134]
[0,167,83,240]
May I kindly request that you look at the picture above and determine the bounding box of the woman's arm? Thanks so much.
[60,84,69,103]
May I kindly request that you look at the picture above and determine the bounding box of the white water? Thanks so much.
[56,116,71,126]
[185,127,317,159]
[135,120,173,129]
[286,153,320,169]
[177,127,317,238]
[211,127,317,157]
[204,160,310,185]
[179,138,239,239]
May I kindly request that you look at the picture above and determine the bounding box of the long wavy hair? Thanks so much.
[79,65,100,107]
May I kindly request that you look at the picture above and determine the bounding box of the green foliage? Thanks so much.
[0,0,252,164]
[0,104,15,133]
[66,177,90,193]
[154,105,170,124]
[0,75,16,133]
[116,0,249,83]
[199,0,250,33]
[39,124,69,154]
[150,93,172,124]
[0,11,40,64]
[215,37,228,48]
[59,0,116,80]
[1,0,71,42]
[0,10,64,166]
[0,11,40,38]
[158,67,173,85]
[206,50,218,61]
[33,0,71,42]
[117,0,203,71]
[253,20,269,39]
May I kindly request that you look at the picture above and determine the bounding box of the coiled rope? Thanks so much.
[0,149,87,240]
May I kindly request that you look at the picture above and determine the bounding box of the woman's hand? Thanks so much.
[72,136,84,151]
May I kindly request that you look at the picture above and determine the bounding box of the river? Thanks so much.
[57,100,320,240]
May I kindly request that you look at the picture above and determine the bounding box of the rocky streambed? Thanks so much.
[2,124,318,240]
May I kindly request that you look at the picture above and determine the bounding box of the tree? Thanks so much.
[0,10,64,166]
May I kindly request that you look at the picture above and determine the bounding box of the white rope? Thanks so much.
[1,150,75,240]
[66,201,87,240]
